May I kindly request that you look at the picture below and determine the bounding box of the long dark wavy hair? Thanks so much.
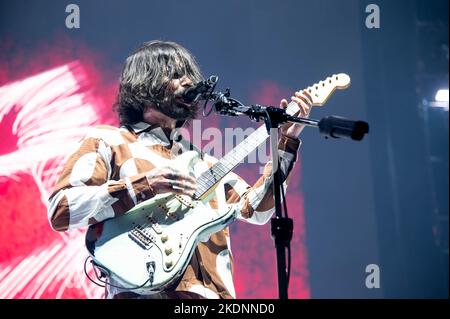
[114,40,203,125]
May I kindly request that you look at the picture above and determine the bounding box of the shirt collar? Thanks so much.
[127,121,172,145]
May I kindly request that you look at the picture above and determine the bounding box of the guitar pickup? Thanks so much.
[167,211,179,221]
[147,216,162,234]
[151,224,162,234]
[128,226,155,250]
[175,195,196,209]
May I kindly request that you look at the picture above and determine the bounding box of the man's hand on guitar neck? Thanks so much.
[146,167,197,197]
[279,91,313,139]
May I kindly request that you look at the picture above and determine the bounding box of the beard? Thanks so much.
[153,91,199,121]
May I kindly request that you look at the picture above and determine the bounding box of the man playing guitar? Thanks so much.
[47,40,312,299]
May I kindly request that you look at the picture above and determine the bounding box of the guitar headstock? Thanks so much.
[299,73,351,106]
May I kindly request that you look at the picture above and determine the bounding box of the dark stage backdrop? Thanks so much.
[0,0,447,299]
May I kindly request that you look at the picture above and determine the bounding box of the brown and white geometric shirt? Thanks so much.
[47,121,300,299]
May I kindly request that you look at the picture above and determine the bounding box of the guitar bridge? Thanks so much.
[128,226,155,250]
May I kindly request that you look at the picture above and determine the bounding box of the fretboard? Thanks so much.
[193,101,299,199]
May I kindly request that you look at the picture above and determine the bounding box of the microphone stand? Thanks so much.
[204,88,369,299]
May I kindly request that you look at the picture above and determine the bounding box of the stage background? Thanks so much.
[0,0,447,298]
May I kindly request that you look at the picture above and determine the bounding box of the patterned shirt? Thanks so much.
[47,121,300,299]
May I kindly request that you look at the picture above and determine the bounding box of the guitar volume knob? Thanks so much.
[164,247,173,256]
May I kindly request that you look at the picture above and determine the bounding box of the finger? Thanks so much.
[163,171,196,184]
[166,179,197,191]
[183,175,197,184]
[294,91,313,107]
[279,99,288,108]
[177,180,197,191]
[298,90,313,105]
[291,96,309,115]
[169,169,196,184]
[162,171,178,180]
[295,90,313,106]
[169,182,197,198]
[293,95,311,113]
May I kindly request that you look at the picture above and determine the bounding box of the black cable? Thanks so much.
[202,82,217,116]
[84,257,152,290]
[84,256,106,288]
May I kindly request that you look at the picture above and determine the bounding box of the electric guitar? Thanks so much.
[85,74,351,293]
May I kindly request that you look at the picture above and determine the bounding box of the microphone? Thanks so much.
[182,75,218,104]
[318,116,369,141]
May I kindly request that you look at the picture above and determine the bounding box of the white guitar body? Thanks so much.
[86,151,235,293]
[85,73,351,293]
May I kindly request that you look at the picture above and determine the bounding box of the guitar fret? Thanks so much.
[215,165,226,175]
[198,177,211,187]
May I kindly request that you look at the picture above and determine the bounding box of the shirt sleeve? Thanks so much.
[221,134,301,225]
[47,135,156,232]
